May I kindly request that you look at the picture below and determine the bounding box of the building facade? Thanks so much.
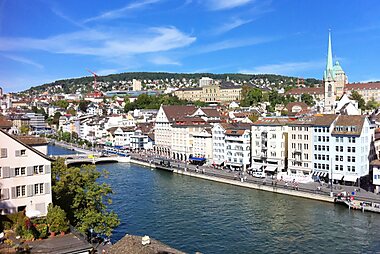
[0,130,52,216]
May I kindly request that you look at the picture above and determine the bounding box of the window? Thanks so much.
[335,165,338,171]
[0,148,7,158]
[336,146,339,152]
[304,135,308,140]
[336,155,339,161]
[352,166,355,172]
[348,156,351,162]
[16,185,26,197]
[340,146,343,152]
[304,144,308,149]
[340,156,343,161]
[352,157,356,162]
[340,165,343,171]
[352,147,356,153]
[348,166,351,171]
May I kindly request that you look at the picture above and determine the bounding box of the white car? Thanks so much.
[251,171,266,178]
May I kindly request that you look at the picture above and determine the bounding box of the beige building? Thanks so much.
[0,130,53,216]
[154,105,196,157]
[174,82,242,103]
[288,118,314,175]
[193,128,213,164]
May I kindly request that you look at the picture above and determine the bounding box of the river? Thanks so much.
[48,146,380,254]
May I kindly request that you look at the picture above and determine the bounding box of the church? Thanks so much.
[287,32,380,113]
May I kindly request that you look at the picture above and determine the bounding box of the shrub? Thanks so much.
[46,204,69,234]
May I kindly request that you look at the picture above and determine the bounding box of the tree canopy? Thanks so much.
[301,93,315,106]
[51,158,119,236]
[350,91,366,110]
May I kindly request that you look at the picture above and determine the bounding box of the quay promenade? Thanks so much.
[130,152,380,212]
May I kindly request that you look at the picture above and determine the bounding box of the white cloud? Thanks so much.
[196,36,274,54]
[0,26,196,58]
[213,18,253,35]
[83,0,161,23]
[240,61,324,75]
[1,54,44,69]
[149,56,181,66]
[207,0,254,10]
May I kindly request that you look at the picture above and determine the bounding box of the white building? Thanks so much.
[199,77,213,87]
[130,130,154,150]
[211,123,230,167]
[251,118,290,174]
[107,127,135,148]
[0,130,53,216]
[225,124,251,171]
[370,160,380,194]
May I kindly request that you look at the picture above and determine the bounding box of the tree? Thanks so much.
[20,124,30,135]
[350,91,366,110]
[53,100,69,109]
[240,88,263,106]
[78,100,91,112]
[51,158,119,236]
[301,93,315,106]
[366,97,379,111]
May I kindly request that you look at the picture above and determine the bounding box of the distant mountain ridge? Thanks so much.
[23,72,321,95]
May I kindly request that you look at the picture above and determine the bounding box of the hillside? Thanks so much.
[23,72,321,95]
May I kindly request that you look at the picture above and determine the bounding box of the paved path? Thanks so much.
[131,151,380,204]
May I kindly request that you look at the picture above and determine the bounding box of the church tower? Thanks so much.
[323,32,348,112]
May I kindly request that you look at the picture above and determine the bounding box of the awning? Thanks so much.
[344,175,358,182]
[265,165,277,172]
[190,157,206,162]
[332,173,345,180]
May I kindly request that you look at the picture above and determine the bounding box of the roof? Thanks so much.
[285,87,324,95]
[0,129,54,161]
[285,102,309,112]
[370,159,380,167]
[345,82,380,91]
[162,105,196,122]
[109,234,185,254]
[253,117,293,126]
[225,129,246,136]
[199,107,221,118]
[173,116,209,127]
[312,114,338,126]
[15,136,48,146]
[175,87,202,92]
[331,115,366,136]
[0,115,13,129]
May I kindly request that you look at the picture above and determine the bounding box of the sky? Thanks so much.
[1,0,380,92]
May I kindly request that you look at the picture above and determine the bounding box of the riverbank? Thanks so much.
[130,155,380,213]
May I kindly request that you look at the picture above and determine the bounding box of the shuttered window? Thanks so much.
[0,148,7,158]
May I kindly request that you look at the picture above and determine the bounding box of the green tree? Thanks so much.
[20,124,30,135]
[366,97,379,110]
[240,88,263,106]
[51,158,119,236]
[301,93,315,106]
[78,100,91,112]
[350,91,366,110]
[53,100,69,109]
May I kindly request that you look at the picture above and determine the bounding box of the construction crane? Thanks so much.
[87,69,98,91]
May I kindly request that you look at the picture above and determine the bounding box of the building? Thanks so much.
[130,130,154,151]
[288,117,314,176]
[170,116,209,161]
[174,83,242,104]
[107,127,135,148]
[25,113,46,131]
[132,79,142,91]
[199,77,214,87]
[251,118,290,175]
[225,124,251,171]
[211,123,230,167]
[0,129,53,216]
[154,105,196,157]
[192,128,213,164]
[370,160,380,194]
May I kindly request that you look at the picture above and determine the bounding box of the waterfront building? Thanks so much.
[225,124,251,171]
[288,117,314,176]
[370,160,380,194]
[211,123,231,167]
[25,112,46,131]
[154,105,196,157]
[192,128,213,164]
[130,130,154,151]
[0,129,53,216]
[107,126,135,148]
[311,114,338,179]
[251,118,290,174]
[171,116,210,161]
[330,115,375,184]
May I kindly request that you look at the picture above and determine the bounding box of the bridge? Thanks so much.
[54,154,130,165]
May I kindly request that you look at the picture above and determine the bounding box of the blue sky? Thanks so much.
[1,0,380,92]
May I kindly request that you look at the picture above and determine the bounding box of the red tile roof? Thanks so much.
[162,105,196,122]
[286,87,324,95]
[345,82,380,91]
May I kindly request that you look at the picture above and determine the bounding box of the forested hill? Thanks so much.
[24,72,321,95]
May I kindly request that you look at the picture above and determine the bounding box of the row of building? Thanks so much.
[154,104,379,191]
